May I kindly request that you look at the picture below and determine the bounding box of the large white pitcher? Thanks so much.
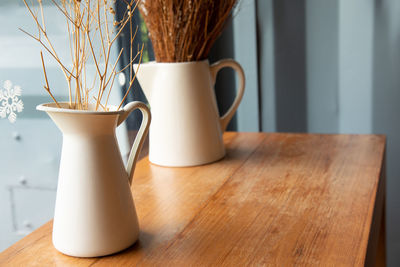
[135,59,245,167]
[37,101,151,257]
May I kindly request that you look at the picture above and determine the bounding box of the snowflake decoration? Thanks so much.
[0,80,24,123]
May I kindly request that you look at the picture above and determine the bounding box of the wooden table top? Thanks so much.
[0,132,386,266]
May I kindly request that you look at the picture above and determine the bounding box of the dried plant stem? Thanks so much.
[40,51,61,108]
[93,96,106,110]
[104,72,117,108]
[118,44,144,110]
[98,47,124,107]
[117,50,140,74]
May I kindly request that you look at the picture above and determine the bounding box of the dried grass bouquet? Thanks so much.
[21,0,142,110]
[139,0,238,62]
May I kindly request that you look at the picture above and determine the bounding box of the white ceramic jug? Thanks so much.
[37,101,151,257]
[135,59,245,167]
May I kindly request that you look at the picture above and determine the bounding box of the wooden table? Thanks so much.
[0,132,386,266]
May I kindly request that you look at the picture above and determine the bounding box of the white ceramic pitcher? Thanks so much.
[37,101,151,257]
[135,59,245,167]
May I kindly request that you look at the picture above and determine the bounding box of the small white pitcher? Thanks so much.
[135,59,245,167]
[37,101,151,257]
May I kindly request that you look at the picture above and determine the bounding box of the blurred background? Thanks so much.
[1,0,400,265]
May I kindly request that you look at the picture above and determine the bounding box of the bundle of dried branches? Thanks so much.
[21,0,143,110]
[139,0,237,62]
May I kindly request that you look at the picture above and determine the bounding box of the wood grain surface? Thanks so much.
[0,132,386,266]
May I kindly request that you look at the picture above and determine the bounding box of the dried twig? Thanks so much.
[40,51,61,108]
[21,0,143,110]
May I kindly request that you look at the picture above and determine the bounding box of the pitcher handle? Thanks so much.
[210,59,245,132]
[117,101,151,184]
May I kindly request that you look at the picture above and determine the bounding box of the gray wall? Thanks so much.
[274,0,308,132]
[306,0,339,133]
[373,0,400,262]
[233,0,400,265]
